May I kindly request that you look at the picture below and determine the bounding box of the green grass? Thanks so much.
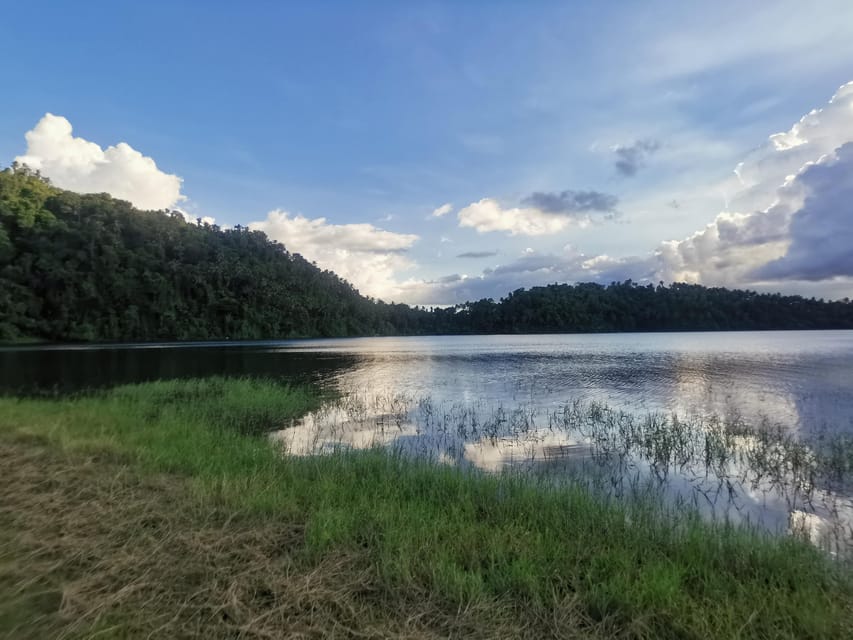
[1,377,851,638]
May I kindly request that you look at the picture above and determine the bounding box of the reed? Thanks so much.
[284,389,853,557]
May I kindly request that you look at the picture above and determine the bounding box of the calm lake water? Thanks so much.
[4,331,853,433]
[4,331,853,552]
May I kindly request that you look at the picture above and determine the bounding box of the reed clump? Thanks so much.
[290,390,853,557]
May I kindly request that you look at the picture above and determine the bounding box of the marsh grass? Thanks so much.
[284,390,853,556]
[1,377,852,638]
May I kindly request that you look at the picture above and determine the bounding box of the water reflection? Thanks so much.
[5,332,853,436]
[272,332,853,436]
[270,391,853,557]
[270,390,418,455]
[5,331,853,553]
[462,430,592,473]
[0,341,361,393]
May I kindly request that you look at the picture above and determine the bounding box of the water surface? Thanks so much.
[4,331,853,552]
[5,331,852,433]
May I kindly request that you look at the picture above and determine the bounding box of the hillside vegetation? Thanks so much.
[2,164,852,343]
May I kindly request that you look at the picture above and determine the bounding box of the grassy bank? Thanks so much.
[1,378,851,638]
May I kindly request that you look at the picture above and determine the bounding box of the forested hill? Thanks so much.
[0,165,401,341]
[2,165,853,343]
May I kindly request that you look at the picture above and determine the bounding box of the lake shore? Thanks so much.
[2,378,851,638]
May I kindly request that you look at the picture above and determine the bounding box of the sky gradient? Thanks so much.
[2,1,853,304]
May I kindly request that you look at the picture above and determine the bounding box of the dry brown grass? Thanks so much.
[0,434,605,639]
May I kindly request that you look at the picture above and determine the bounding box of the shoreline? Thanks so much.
[1,378,851,638]
[4,326,853,351]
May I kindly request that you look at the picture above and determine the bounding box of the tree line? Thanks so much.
[2,165,852,343]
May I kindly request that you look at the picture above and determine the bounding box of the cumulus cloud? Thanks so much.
[249,210,419,300]
[752,143,853,281]
[15,114,185,211]
[177,209,216,226]
[430,203,453,218]
[613,139,660,176]
[458,198,571,235]
[654,81,853,288]
[482,250,653,292]
[651,195,796,286]
[457,189,619,237]
[402,247,654,304]
[730,83,853,212]
[410,81,853,304]
[769,83,853,152]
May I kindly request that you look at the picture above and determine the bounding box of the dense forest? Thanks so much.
[2,164,852,342]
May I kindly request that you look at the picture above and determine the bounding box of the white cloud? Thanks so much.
[407,80,853,304]
[249,210,419,300]
[174,208,216,227]
[457,198,573,236]
[730,82,853,211]
[397,246,653,305]
[17,80,853,308]
[15,114,185,211]
[430,202,453,218]
[653,81,853,288]
[457,190,619,237]
[752,142,853,282]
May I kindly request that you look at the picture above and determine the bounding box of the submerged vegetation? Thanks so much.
[280,390,853,558]
[2,378,852,638]
[3,165,853,343]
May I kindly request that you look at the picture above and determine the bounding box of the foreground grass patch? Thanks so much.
[1,378,851,638]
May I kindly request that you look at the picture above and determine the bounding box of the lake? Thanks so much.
[3,331,853,553]
[4,331,853,432]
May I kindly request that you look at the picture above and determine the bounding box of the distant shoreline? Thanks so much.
[4,326,853,351]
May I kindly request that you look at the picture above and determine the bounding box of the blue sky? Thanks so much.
[3,1,853,304]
